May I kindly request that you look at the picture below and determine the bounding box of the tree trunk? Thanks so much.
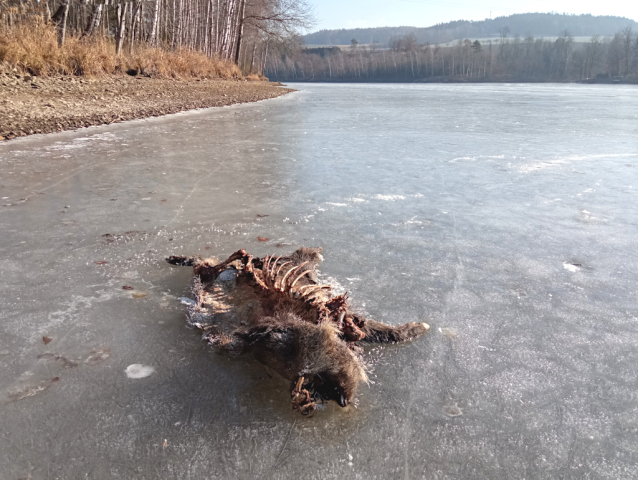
[129,1,141,54]
[261,40,269,75]
[233,0,246,65]
[249,40,257,73]
[115,2,129,55]
[150,0,159,45]
[84,4,103,37]
[43,0,52,23]
[55,0,70,46]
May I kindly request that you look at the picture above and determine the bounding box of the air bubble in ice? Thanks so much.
[443,405,463,417]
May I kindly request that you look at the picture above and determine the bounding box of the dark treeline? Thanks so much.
[303,13,638,47]
[266,27,638,83]
[0,0,313,73]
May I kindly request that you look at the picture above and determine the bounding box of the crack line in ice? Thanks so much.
[150,161,226,247]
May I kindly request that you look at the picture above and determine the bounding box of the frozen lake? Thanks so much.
[1,83,638,479]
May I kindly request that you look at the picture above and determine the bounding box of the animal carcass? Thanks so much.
[167,247,430,415]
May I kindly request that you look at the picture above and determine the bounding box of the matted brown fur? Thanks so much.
[167,247,430,415]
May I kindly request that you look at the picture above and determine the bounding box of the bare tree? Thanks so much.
[1,0,314,71]
[264,27,638,83]
[584,35,603,78]
[620,26,635,75]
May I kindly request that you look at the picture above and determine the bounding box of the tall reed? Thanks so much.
[0,20,242,78]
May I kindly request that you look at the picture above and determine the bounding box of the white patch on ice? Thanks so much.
[439,327,458,339]
[125,364,155,379]
[580,210,607,222]
[449,156,477,163]
[518,153,638,173]
[45,292,113,334]
[326,202,348,207]
[563,262,580,272]
[373,194,405,201]
[348,197,367,203]
[316,274,347,296]
[44,132,118,151]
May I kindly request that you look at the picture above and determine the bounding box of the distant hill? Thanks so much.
[304,13,638,46]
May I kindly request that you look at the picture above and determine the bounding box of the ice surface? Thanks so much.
[1,83,638,479]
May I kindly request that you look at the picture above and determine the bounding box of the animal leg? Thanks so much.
[206,333,248,356]
[166,255,201,266]
[358,317,430,343]
[166,249,247,282]
[291,376,316,416]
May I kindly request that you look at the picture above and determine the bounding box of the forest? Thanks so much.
[266,26,638,83]
[303,13,638,47]
[0,0,313,75]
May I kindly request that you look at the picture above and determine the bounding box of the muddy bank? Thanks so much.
[0,74,293,140]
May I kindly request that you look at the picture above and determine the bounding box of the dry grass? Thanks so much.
[245,73,269,81]
[0,20,242,78]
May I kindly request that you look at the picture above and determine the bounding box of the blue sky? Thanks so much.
[308,0,638,31]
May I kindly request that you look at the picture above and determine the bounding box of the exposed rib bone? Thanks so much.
[274,261,292,287]
[290,269,313,290]
[297,283,318,291]
[281,261,310,291]
[263,255,273,276]
[264,256,281,289]
[280,263,306,292]
[297,284,331,293]
[269,256,282,277]
[298,284,332,299]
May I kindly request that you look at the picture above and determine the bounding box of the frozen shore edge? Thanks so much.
[0,75,294,141]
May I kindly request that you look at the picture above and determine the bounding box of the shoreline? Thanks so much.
[0,74,293,141]
[274,78,638,85]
